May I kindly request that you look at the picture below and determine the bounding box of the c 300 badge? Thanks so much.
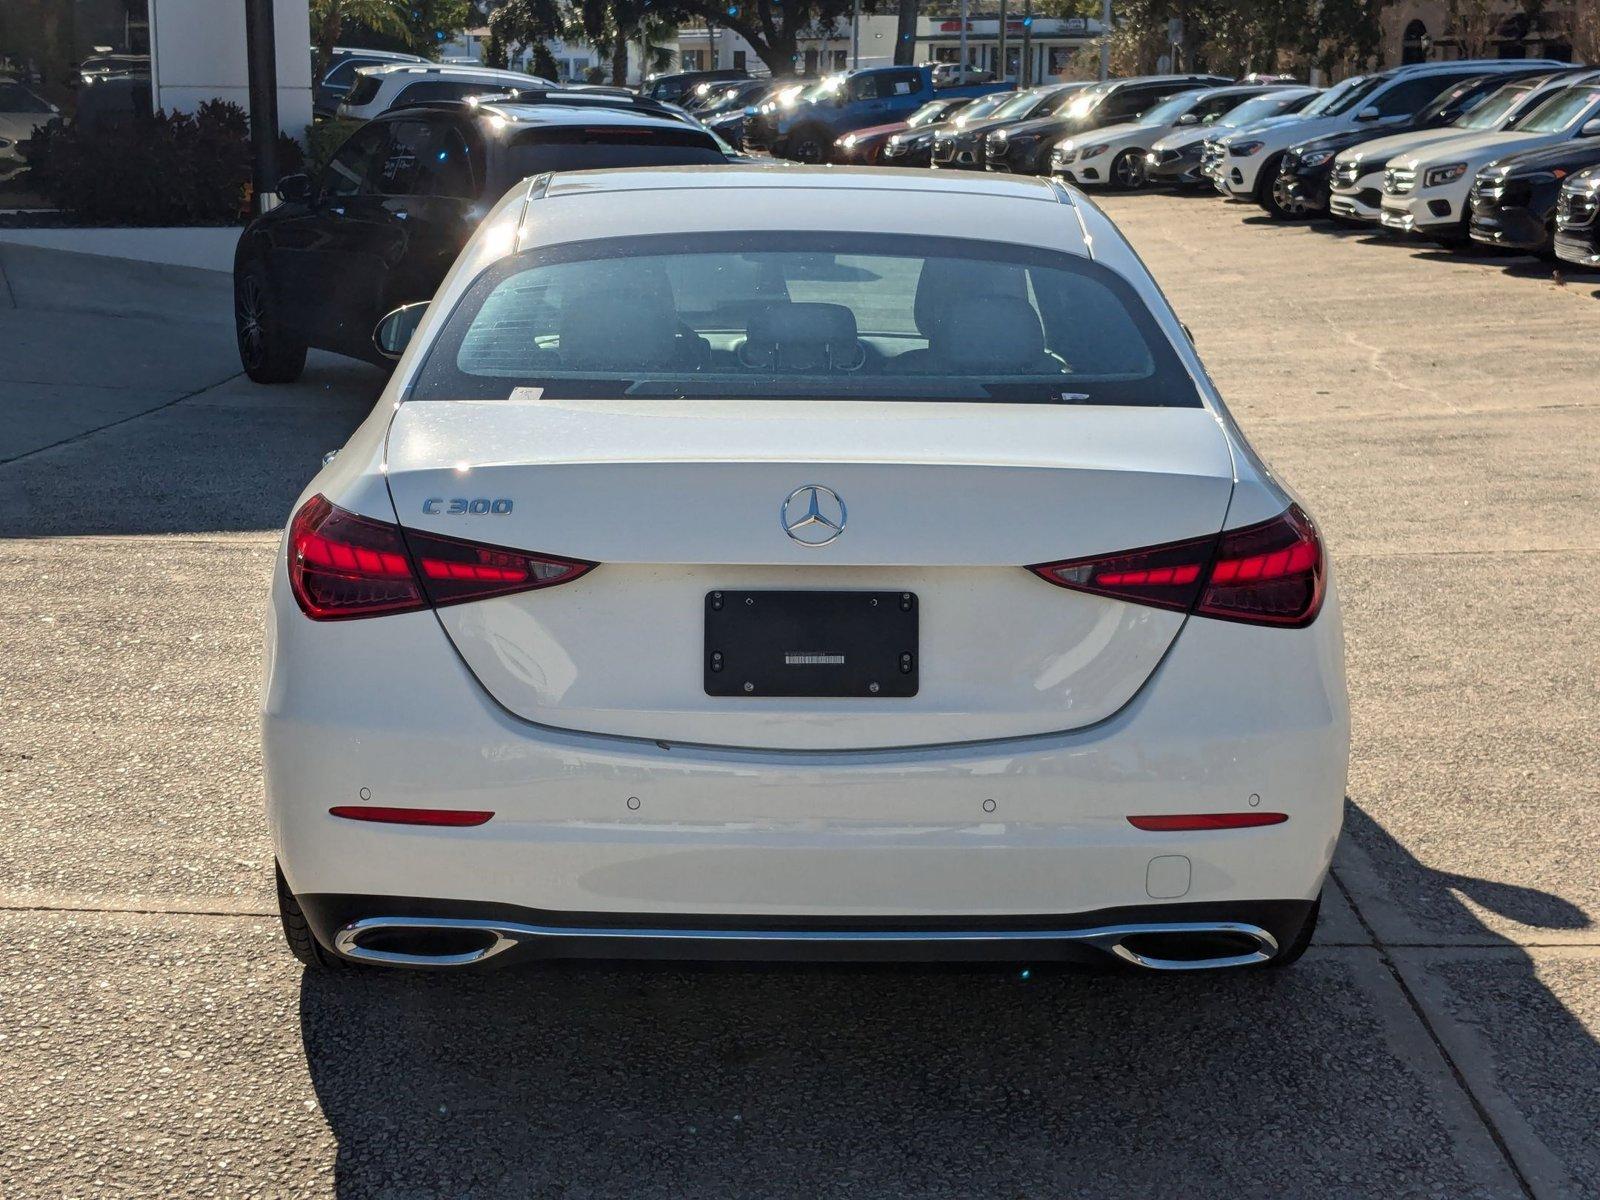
[422,498,514,515]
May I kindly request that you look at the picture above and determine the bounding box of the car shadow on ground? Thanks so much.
[297,801,1594,1196]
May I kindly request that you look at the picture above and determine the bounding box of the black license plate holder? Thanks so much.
[705,591,918,698]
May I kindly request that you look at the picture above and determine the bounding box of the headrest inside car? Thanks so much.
[928,295,1051,372]
[741,303,862,371]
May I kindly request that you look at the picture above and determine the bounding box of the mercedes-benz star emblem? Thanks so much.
[781,484,846,548]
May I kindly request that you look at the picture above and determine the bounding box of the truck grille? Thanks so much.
[1384,167,1416,196]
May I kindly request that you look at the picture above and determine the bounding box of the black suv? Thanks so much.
[232,95,729,382]
[983,74,1232,175]
[1470,138,1600,254]
[929,82,1091,171]
[1553,163,1600,267]
[1274,67,1566,218]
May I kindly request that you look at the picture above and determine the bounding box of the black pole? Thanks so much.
[244,0,280,210]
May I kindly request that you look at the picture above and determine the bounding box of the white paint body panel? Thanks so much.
[264,168,1348,935]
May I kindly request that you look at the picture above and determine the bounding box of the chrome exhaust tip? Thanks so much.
[1098,922,1279,971]
[333,917,521,968]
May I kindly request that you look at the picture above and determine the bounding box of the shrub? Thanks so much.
[303,116,365,180]
[32,99,303,226]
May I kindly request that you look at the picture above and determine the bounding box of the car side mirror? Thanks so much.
[277,173,312,204]
[1176,113,1199,125]
[1581,118,1600,138]
[373,302,428,361]
[1355,107,1380,122]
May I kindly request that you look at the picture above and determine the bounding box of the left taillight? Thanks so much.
[287,494,592,621]
[1028,504,1324,629]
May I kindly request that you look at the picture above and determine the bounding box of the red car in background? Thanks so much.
[833,97,974,165]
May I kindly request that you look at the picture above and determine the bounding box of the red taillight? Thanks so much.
[1028,505,1324,629]
[1128,812,1287,831]
[288,494,592,621]
[289,495,426,620]
[1195,505,1323,627]
[330,806,494,826]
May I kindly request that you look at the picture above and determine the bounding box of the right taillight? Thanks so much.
[287,494,593,621]
[1029,504,1324,629]
[1196,505,1324,627]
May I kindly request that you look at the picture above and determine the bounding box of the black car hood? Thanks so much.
[1294,122,1421,159]
[997,113,1085,142]
[1481,138,1600,179]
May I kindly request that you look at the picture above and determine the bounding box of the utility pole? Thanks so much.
[959,0,969,79]
[997,0,1008,81]
[243,0,279,213]
[852,0,861,67]
[1099,0,1111,80]
[1021,0,1032,86]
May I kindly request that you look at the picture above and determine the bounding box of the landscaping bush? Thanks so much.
[31,99,303,226]
[303,116,365,180]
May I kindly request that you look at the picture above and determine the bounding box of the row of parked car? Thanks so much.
[723,59,1600,270]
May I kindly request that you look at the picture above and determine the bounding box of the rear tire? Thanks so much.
[235,264,307,384]
[1264,893,1321,969]
[277,862,347,970]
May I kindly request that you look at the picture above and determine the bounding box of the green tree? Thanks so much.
[311,0,412,80]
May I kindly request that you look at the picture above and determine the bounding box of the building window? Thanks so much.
[832,49,849,70]
[733,50,746,71]
[681,50,705,70]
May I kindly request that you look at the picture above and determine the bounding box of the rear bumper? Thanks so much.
[300,894,1313,970]
[265,569,1348,946]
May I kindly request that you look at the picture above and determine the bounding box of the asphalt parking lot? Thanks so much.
[2,193,1597,1199]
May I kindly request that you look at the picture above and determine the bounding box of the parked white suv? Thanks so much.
[1380,79,1600,240]
[1208,60,1566,212]
[337,64,557,121]
[1328,72,1584,223]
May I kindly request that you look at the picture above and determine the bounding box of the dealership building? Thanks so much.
[1,0,310,136]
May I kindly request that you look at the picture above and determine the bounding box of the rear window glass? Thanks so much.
[344,72,384,107]
[409,232,1199,407]
[505,126,724,176]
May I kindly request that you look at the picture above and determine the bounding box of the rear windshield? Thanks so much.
[409,232,1199,407]
[505,126,723,175]
[344,72,384,107]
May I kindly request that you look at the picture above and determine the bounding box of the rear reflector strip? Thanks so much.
[329,806,494,827]
[1127,813,1288,831]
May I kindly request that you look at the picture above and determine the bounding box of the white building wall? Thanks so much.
[148,0,312,137]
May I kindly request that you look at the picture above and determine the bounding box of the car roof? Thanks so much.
[358,64,546,84]
[534,164,1071,205]
[494,166,1094,268]
[474,101,701,131]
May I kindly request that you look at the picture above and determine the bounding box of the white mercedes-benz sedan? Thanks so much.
[264,166,1348,975]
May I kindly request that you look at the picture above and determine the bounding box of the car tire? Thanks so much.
[1263,893,1321,968]
[235,264,307,384]
[788,126,829,164]
[1110,148,1147,191]
[1257,154,1294,219]
[277,862,348,970]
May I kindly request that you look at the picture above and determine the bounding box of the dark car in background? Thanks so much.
[930,81,1093,170]
[880,89,1013,166]
[979,74,1232,175]
[641,68,749,104]
[1146,86,1321,186]
[1275,67,1577,218]
[1473,139,1600,254]
[232,95,730,382]
[1553,162,1600,266]
[833,96,972,165]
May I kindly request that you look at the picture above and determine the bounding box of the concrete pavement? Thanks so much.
[1,199,1597,1198]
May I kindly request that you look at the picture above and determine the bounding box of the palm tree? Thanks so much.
[311,0,414,82]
